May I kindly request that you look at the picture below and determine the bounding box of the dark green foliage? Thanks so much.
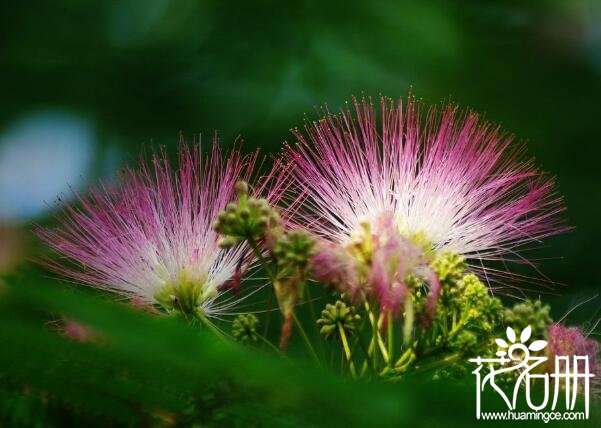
[1,276,598,427]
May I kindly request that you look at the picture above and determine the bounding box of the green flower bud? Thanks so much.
[259,206,271,217]
[235,180,248,197]
[449,330,478,354]
[212,183,280,244]
[504,299,552,339]
[256,198,268,207]
[257,217,269,228]
[218,236,238,249]
[458,274,503,330]
[232,313,260,343]
[272,230,315,273]
[431,252,467,285]
[239,207,250,220]
[226,213,237,223]
[434,269,503,354]
[317,300,360,340]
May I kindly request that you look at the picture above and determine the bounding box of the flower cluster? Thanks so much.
[232,313,260,344]
[38,95,599,387]
[211,179,314,349]
[212,180,281,249]
[312,212,432,315]
[504,299,553,340]
[285,96,568,288]
[38,140,289,323]
[317,300,360,340]
[435,272,504,353]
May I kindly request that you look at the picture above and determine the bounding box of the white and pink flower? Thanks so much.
[38,140,290,317]
[286,96,567,288]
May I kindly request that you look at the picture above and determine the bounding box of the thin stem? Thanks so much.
[395,347,414,367]
[403,297,414,345]
[247,237,275,280]
[389,352,417,378]
[246,235,278,343]
[365,302,379,371]
[448,318,467,338]
[338,323,357,378]
[247,236,319,364]
[263,291,273,338]
[387,311,394,366]
[410,353,461,375]
[258,333,286,356]
[304,282,326,359]
[394,351,416,375]
[376,313,390,364]
[194,310,226,341]
[358,335,375,376]
[293,313,321,365]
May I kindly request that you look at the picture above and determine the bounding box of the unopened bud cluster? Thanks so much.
[504,299,552,340]
[430,252,467,285]
[317,300,360,339]
[272,230,315,274]
[232,313,260,343]
[213,181,281,248]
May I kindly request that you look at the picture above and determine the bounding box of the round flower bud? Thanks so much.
[317,300,360,339]
[232,313,260,343]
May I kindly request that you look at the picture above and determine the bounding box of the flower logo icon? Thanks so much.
[494,326,547,359]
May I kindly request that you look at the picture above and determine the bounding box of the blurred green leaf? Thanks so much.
[0,275,598,426]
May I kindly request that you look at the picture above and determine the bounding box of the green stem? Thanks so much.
[246,236,277,342]
[358,335,375,376]
[304,282,326,359]
[395,347,415,367]
[410,353,461,375]
[390,351,417,376]
[293,313,321,366]
[365,302,379,371]
[338,323,357,378]
[448,319,467,338]
[247,236,319,365]
[376,313,390,364]
[403,297,414,345]
[258,333,285,355]
[194,310,226,341]
[263,291,273,338]
[387,311,394,366]
[247,237,275,280]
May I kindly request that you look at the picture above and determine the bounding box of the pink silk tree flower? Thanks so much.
[368,212,424,315]
[311,242,360,296]
[546,324,600,394]
[37,140,291,319]
[285,96,568,288]
[311,211,437,319]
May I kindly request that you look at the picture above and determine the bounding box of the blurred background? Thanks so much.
[1,0,600,296]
